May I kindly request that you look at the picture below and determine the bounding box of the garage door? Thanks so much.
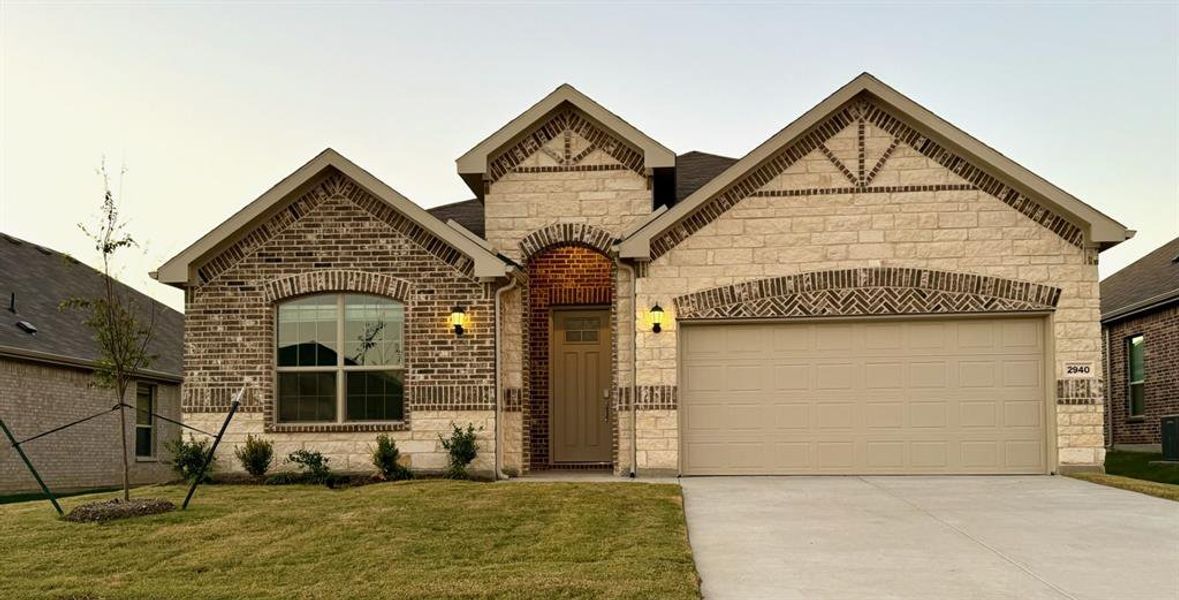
[680,317,1048,475]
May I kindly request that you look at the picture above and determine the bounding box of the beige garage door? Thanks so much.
[680,317,1048,475]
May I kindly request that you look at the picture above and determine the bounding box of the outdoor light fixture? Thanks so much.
[450,306,467,337]
[650,304,664,334]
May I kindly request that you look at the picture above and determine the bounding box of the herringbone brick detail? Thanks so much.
[674,267,1061,320]
[519,222,616,260]
[487,107,645,182]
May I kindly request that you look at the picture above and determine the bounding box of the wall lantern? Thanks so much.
[450,306,467,337]
[649,304,665,334]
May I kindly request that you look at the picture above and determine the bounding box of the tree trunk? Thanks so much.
[119,388,130,501]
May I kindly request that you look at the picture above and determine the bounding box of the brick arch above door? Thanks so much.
[672,267,1061,320]
[519,222,616,261]
[262,270,412,303]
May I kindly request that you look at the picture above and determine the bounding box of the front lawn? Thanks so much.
[0,481,700,599]
[1103,450,1179,485]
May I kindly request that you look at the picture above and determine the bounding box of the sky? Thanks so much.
[1,1,1176,313]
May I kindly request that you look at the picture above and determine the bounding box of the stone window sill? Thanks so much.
[267,421,409,434]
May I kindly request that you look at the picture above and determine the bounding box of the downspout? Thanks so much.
[617,260,639,478]
[494,276,518,480]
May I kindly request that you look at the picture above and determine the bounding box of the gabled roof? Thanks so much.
[456,84,676,197]
[620,73,1132,259]
[155,149,510,286]
[1,233,183,381]
[1101,236,1179,323]
[675,151,737,202]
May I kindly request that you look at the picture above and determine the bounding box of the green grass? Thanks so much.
[0,486,120,505]
[1103,450,1179,485]
[0,481,700,600]
[1070,450,1179,502]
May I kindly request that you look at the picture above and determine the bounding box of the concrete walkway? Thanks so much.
[681,476,1179,600]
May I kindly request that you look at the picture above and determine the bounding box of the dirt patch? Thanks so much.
[65,498,176,523]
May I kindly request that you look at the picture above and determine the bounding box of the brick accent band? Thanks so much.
[650,97,1084,259]
[263,270,412,303]
[502,387,524,412]
[616,385,678,410]
[519,222,616,261]
[487,107,645,183]
[1057,379,1103,406]
[411,384,496,411]
[674,267,1061,320]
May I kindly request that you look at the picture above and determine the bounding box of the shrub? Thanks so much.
[439,423,481,480]
[233,435,274,479]
[371,434,412,481]
[287,449,332,484]
[165,435,214,483]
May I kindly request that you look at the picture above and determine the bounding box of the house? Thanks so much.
[156,73,1130,478]
[0,234,184,494]
[1101,236,1179,451]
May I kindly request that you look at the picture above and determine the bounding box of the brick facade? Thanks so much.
[524,246,614,468]
[181,169,498,475]
[1105,303,1179,447]
[0,357,179,494]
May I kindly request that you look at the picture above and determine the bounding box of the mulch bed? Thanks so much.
[65,498,175,523]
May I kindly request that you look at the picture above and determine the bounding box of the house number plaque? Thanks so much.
[1063,361,1095,379]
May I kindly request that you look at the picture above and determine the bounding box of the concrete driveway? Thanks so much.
[681,476,1179,600]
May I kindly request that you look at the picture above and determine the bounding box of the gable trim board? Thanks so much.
[457,84,676,197]
[154,149,510,287]
[619,73,1131,260]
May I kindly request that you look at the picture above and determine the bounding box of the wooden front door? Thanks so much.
[550,308,612,463]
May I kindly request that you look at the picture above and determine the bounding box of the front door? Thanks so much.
[550,308,612,463]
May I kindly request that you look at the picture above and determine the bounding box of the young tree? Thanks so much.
[62,163,158,501]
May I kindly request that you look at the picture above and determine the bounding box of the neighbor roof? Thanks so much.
[155,149,511,285]
[619,73,1132,259]
[1101,236,1179,323]
[0,233,183,380]
[456,84,676,198]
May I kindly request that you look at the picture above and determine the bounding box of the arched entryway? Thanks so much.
[523,244,616,470]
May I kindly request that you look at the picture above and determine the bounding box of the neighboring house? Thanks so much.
[0,234,184,494]
[1101,236,1179,451]
[156,73,1130,478]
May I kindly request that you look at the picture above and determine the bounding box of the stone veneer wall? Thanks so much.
[182,170,498,475]
[1104,303,1179,448]
[635,103,1105,471]
[0,358,179,493]
[483,108,656,474]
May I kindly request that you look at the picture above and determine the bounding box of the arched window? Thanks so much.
[276,294,405,423]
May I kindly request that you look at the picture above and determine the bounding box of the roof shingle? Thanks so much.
[1100,236,1179,321]
[0,233,184,378]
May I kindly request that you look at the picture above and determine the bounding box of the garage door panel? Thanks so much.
[681,318,1048,475]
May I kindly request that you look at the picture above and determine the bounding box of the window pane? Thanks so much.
[346,371,404,421]
[343,295,404,366]
[277,295,339,367]
[135,385,154,426]
[135,427,153,457]
[1128,335,1144,383]
[1130,383,1145,417]
[277,372,337,422]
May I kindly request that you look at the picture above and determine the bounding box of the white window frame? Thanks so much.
[275,293,406,424]
[1127,334,1145,419]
